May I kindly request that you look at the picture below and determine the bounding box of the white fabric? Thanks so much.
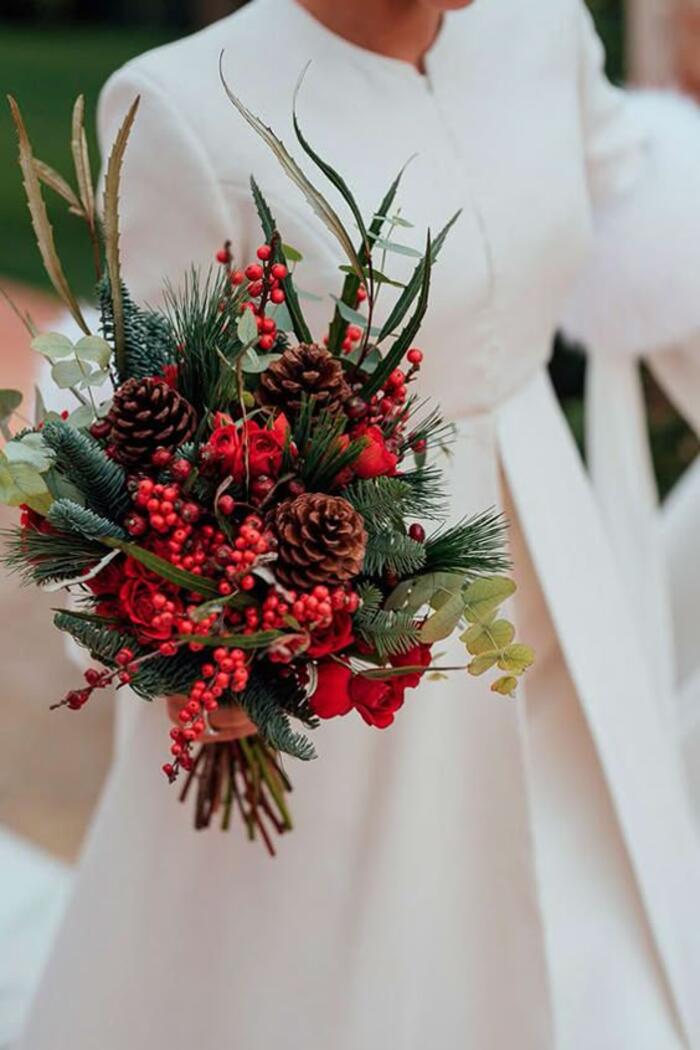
[17,2,700,1048]
[0,831,70,1049]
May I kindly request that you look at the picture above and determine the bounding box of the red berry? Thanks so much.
[257,244,272,261]
[116,647,134,667]
[270,262,287,280]
[407,347,423,366]
[151,447,173,468]
[218,494,235,515]
[248,280,263,298]
[240,574,255,591]
[258,335,275,351]
[245,263,264,281]
[216,248,230,264]
[408,523,426,543]
[125,513,147,537]
[270,288,285,305]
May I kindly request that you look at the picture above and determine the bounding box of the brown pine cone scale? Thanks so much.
[108,376,197,467]
[258,343,351,415]
[274,492,367,590]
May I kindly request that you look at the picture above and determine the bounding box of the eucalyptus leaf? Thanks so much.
[242,349,280,374]
[4,432,53,472]
[373,237,424,258]
[51,359,85,389]
[461,618,515,656]
[237,308,259,345]
[467,653,498,677]
[270,301,293,332]
[331,297,368,328]
[296,287,323,303]
[68,403,97,428]
[80,368,110,388]
[282,243,303,262]
[32,331,74,361]
[0,389,22,423]
[491,675,518,697]
[462,576,516,624]
[34,385,47,426]
[497,643,535,675]
[420,591,464,643]
[74,335,112,368]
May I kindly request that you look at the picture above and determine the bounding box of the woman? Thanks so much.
[18,1,700,1047]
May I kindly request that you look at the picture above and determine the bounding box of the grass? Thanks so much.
[0,22,175,296]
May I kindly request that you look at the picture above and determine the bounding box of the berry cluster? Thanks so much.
[217,240,287,352]
[163,646,250,781]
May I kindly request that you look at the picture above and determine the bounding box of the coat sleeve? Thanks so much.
[562,0,700,401]
[97,62,255,306]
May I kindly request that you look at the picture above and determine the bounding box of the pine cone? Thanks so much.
[258,343,351,415]
[107,377,196,466]
[274,493,367,590]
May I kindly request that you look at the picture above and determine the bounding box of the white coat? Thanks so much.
[18,2,700,1047]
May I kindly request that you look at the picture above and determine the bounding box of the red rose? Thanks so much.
[389,642,432,689]
[119,571,183,641]
[240,414,289,479]
[349,675,405,728]
[351,425,398,479]
[306,611,355,658]
[208,423,241,474]
[85,559,126,596]
[310,660,353,719]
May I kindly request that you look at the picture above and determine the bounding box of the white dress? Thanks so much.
[17,2,700,1047]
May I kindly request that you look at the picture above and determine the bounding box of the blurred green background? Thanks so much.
[1,1,695,494]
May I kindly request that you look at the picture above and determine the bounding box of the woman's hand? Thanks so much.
[166,696,257,744]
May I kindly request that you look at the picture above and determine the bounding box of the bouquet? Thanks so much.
[0,80,533,852]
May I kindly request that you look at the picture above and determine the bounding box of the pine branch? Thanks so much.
[354,604,419,657]
[41,419,130,520]
[239,674,316,761]
[53,610,201,699]
[296,406,366,490]
[47,499,125,541]
[98,274,176,383]
[423,510,510,578]
[1,526,106,585]
[362,528,426,578]
[344,473,445,529]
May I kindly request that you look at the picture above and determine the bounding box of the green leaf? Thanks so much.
[220,62,363,276]
[102,538,220,598]
[68,403,96,428]
[0,389,22,424]
[373,237,423,258]
[282,243,303,262]
[242,349,280,374]
[462,576,516,624]
[184,630,284,649]
[31,331,73,361]
[497,643,535,674]
[51,359,85,388]
[461,618,515,656]
[237,309,259,345]
[81,368,110,388]
[360,230,433,399]
[467,653,498,676]
[491,675,518,697]
[73,335,112,368]
[331,297,368,328]
[4,431,53,472]
[420,592,464,643]
[376,210,461,344]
